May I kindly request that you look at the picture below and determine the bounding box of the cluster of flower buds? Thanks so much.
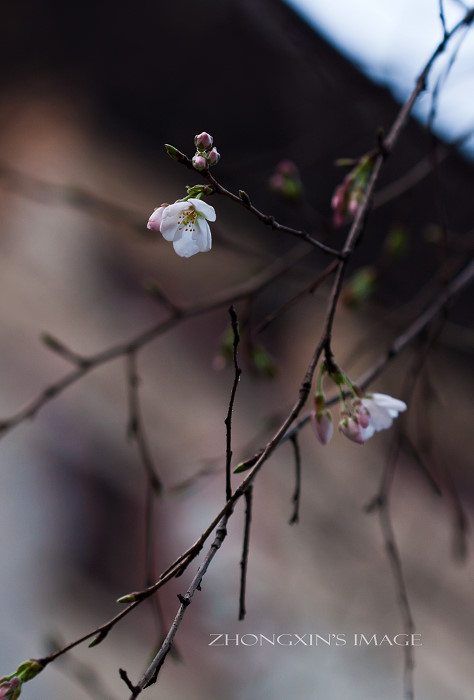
[310,363,406,446]
[269,160,304,203]
[0,660,43,699]
[192,132,221,171]
[331,154,375,227]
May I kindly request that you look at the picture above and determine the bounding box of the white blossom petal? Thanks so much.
[188,198,216,222]
[194,217,212,252]
[173,234,201,258]
[362,401,394,431]
[369,393,407,413]
[361,392,407,434]
[149,197,215,257]
[160,202,187,241]
[359,423,376,441]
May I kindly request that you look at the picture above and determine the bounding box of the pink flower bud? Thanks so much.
[147,204,168,232]
[207,147,220,166]
[269,173,285,192]
[348,196,360,217]
[339,415,365,444]
[310,409,333,445]
[194,132,213,151]
[0,677,21,700]
[276,159,298,176]
[353,400,370,428]
[192,154,208,171]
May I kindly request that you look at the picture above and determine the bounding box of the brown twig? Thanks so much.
[202,171,343,258]
[288,435,302,525]
[128,516,230,697]
[238,486,253,621]
[126,351,162,494]
[225,306,242,501]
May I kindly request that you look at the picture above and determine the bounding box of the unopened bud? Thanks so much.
[339,415,365,444]
[207,147,220,166]
[117,593,138,604]
[310,409,333,445]
[192,154,208,171]
[194,132,213,151]
[353,399,370,428]
[269,160,303,202]
[0,677,21,700]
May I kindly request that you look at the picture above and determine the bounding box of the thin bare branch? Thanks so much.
[288,435,302,525]
[238,486,253,621]
[225,306,242,501]
[130,516,230,696]
[126,352,162,494]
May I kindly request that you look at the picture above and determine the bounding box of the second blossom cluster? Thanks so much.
[310,364,406,446]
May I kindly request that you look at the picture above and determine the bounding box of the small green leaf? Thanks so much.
[343,266,377,308]
[117,593,137,604]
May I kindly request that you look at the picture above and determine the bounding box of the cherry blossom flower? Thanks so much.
[359,393,407,439]
[339,393,407,444]
[155,198,216,258]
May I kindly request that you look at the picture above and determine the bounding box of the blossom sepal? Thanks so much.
[186,184,214,198]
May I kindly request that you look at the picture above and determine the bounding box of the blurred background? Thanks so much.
[0,0,473,698]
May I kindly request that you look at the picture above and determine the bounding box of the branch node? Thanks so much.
[119,668,139,695]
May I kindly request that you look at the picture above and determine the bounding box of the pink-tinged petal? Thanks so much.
[147,206,165,231]
[188,198,216,222]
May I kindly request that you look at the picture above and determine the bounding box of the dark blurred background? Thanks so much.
[0,1,473,698]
